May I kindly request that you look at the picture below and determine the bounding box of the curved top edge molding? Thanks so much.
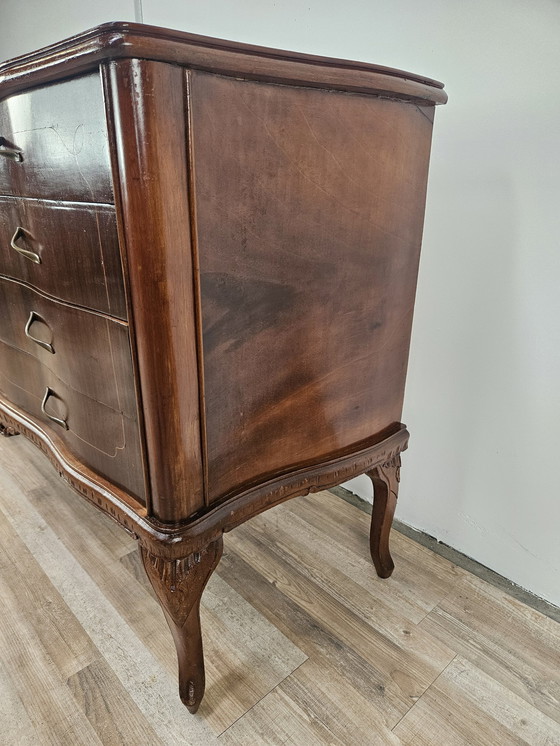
[0,21,447,105]
[0,394,408,557]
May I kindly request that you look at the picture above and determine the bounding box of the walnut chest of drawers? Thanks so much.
[0,22,446,713]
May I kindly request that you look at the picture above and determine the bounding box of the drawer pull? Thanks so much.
[41,387,68,430]
[0,137,23,162]
[10,226,41,264]
[25,311,54,354]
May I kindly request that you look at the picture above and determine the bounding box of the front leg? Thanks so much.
[139,536,223,713]
[366,455,401,578]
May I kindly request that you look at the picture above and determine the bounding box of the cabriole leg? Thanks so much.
[366,454,401,578]
[139,536,223,713]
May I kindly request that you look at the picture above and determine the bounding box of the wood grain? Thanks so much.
[226,521,456,708]
[393,657,560,746]
[287,490,466,619]
[0,197,126,318]
[0,342,145,500]
[420,575,560,724]
[67,659,162,746]
[0,277,136,414]
[0,72,112,202]
[0,502,99,681]
[191,70,433,503]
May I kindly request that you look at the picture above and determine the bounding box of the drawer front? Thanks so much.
[0,72,113,203]
[0,341,145,501]
[0,277,136,416]
[0,197,126,318]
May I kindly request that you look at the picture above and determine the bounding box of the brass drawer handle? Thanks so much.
[0,137,23,162]
[25,311,54,354]
[41,387,68,430]
[10,226,41,264]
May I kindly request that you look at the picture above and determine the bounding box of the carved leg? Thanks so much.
[139,536,223,713]
[0,423,19,437]
[366,455,401,578]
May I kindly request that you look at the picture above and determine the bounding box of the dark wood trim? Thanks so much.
[103,58,205,522]
[0,22,447,105]
[184,69,209,507]
[101,61,152,517]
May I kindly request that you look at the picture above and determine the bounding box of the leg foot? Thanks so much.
[140,536,223,713]
[366,454,401,578]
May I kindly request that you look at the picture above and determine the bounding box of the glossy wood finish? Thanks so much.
[0,72,113,203]
[0,278,136,413]
[0,197,126,317]
[0,23,446,715]
[105,58,204,522]
[191,71,433,503]
[0,22,447,105]
[0,342,145,500]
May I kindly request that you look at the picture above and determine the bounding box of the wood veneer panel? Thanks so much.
[190,71,434,503]
[0,72,112,203]
[0,277,136,415]
[0,197,126,318]
[0,342,145,501]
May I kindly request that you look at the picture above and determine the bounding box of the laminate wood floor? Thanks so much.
[0,434,559,745]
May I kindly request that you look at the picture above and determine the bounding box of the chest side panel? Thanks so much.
[190,72,434,503]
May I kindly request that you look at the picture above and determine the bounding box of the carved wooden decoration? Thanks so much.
[0,422,18,437]
[140,537,223,712]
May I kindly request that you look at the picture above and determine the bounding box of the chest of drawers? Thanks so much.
[0,22,446,713]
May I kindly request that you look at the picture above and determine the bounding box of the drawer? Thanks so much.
[0,341,145,501]
[0,277,136,416]
[0,72,113,203]
[0,197,126,318]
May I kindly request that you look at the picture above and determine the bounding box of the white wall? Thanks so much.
[2,2,559,606]
[0,0,136,62]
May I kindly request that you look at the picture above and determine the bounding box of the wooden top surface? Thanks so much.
[0,21,447,104]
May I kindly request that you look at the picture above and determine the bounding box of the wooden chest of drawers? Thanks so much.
[0,22,446,713]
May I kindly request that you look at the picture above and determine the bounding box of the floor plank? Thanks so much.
[227,519,455,714]
[0,501,99,680]
[219,676,346,746]
[67,659,164,746]
[291,492,467,616]
[217,547,407,729]
[1,433,559,744]
[0,441,217,746]
[420,575,560,724]
[270,658,403,745]
[393,657,560,746]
